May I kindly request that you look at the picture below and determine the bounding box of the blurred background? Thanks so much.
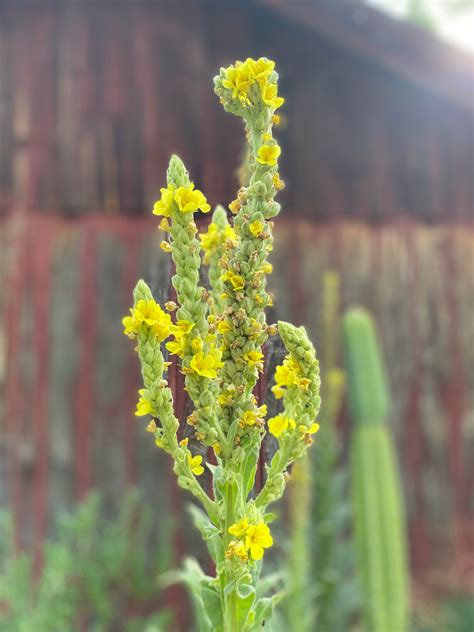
[0,0,473,630]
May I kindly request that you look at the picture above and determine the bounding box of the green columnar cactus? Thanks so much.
[123,58,321,631]
[343,307,408,632]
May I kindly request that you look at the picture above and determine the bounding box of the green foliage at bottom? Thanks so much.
[0,491,173,632]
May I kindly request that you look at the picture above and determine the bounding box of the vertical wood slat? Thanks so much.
[74,226,97,500]
[31,218,55,571]
[48,227,82,528]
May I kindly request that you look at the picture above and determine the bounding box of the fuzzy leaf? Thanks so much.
[252,593,283,629]
[242,443,260,500]
[201,579,223,630]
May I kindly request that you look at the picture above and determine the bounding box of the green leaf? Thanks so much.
[263,512,277,524]
[242,443,260,501]
[227,418,241,448]
[201,579,223,630]
[225,583,256,631]
[187,504,223,562]
[212,465,226,503]
[160,558,214,632]
[252,593,283,629]
[188,504,218,537]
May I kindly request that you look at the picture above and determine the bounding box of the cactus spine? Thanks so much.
[343,307,408,632]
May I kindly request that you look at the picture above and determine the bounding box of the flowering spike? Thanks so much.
[123,57,321,630]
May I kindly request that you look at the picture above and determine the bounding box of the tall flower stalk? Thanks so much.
[123,57,321,631]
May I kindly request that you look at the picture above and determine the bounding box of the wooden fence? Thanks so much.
[1,212,473,598]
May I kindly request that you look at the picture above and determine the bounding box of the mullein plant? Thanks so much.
[123,57,321,631]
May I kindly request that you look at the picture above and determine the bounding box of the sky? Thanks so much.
[367,0,474,53]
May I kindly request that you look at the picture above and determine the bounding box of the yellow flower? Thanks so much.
[222,62,253,102]
[271,356,301,399]
[190,345,224,379]
[272,114,280,125]
[166,337,186,358]
[226,540,248,561]
[222,66,244,100]
[191,337,204,353]
[262,83,284,110]
[217,320,232,334]
[228,199,240,214]
[218,392,233,406]
[123,299,172,341]
[199,223,237,263]
[241,410,258,427]
[122,314,139,338]
[249,220,265,237]
[243,350,264,368]
[222,58,275,104]
[212,443,221,456]
[261,263,273,274]
[257,144,281,166]
[245,523,273,561]
[146,420,156,433]
[135,390,153,417]
[164,300,177,311]
[158,217,171,231]
[268,414,296,438]
[246,57,275,87]
[199,222,218,254]
[174,183,210,214]
[272,173,285,190]
[222,270,245,291]
[171,320,194,338]
[152,186,175,217]
[160,240,172,252]
[179,437,189,447]
[188,453,204,476]
[229,517,249,537]
[272,385,285,399]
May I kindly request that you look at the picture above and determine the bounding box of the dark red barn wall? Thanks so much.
[0,0,472,221]
[0,0,473,608]
[1,213,473,596]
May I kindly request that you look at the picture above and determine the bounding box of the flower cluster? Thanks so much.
[122,299,171,341]
[268,413,320,440]
[228,518,274,561]
[153,182,211,217]
[199,219,237,265]
[122,57,321,630]
[221,57,284,111]
[271,354,312,399]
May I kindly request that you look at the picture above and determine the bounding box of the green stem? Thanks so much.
[221,481,238,632]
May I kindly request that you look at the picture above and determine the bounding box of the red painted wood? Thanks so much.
[3,214,30,551]
[31,217,55,573]
[74,227,97,500]
[121,233,141,487]
[403,221,430,576]
[439,230,467,563]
